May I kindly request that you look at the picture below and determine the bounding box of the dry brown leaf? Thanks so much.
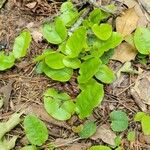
[25,2,37,9]
[0,80,14,109]
[132,72,150,105]
[111,42,137,63]
[26,22,43,43]
[139,0,150,14]
[116,8,139,37]
[91,124,116,146]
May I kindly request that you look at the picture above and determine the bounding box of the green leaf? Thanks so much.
[92,24,112,40]
[100,49,114,64]
[89,8,103,24]
[43,63,73,82]
[89,145,112,150]
[36,61,45,74]
[0,52,15,71]
[95,64,116,84]
[34,49,54,62]
[141,115,150,135]
[65,27,87,58]
[127,131,136,142]
[42,18,67,44]
[134,112,146,122]
[110,110,128,132]
[13,30,31,59]
[93,32,123,55]
[45,52,65,69]
[59,2,79,26]
[134,27,150,54]
[63,57,81,69]
[44,88,75,121]
[79,121,96,139]
[20,146,38,150]
[114,136,122,146]
[76,79,104,119]
[78,57,101,83]
[24,115,48,146]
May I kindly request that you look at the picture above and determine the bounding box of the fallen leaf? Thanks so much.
[132,72,150,105]
[116,8,139,37]
[53,138,76,146]
[91,124,116,146]
[119,0,137,8]
[0,80,14,109]
[26,22,43,43]
[144,135,150,144]
[118,0,148,27]
[111,42,137,63]
[25,2,37,9]
[139,0,150,14]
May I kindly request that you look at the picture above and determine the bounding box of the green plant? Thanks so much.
[78,121,96,139]
[134,27,150,55]
[134,112,150,135]
[0,30,31,71]
[110,110,128,132]
[34,1,122,120]
[43,88,75,121]
[23,115,48,146]
[20,145,38,150]
[89,145,112,150]
[127,131,136,142]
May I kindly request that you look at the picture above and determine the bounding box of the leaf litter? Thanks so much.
[0,0,150,149]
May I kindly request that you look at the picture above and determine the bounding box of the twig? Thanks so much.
[87,0,114,14]
[55,137,81,148]
[68,7,91,35]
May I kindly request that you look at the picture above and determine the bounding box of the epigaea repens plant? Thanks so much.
[0,30,31,71]
[134,112,150,135]
[34,1,122,120]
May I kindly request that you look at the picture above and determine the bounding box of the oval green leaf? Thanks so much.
[13,30,31,59]
[43,63,73,82]
[76,79,104,119]
[24,115,48,146]
[78,57,101,83]
[141,115,150,135]
[79,121,96,139]
[45,52,65,69]
[63,57,81,69]
[0,52,15,71]
[110,110,128,132]
[134,27,150,55]
[65,27,87,58]
[89,145,112,150]
[42,18,67,44]
[95,64,116,84]
[93,32,123,53]
[92,23,112,40]
[44,88,75,121]
[59,2,79,26]
[20,146,38,150]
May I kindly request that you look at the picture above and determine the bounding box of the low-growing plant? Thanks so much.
[34,1,123,120]
[110,110,128,132]
[0,30,31,71]
[134,112,150,135]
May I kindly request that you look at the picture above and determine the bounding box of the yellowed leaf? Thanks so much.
[111,42,137,63]
[116,8,139,37]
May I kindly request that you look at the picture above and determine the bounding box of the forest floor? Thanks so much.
[0,0,150,150]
